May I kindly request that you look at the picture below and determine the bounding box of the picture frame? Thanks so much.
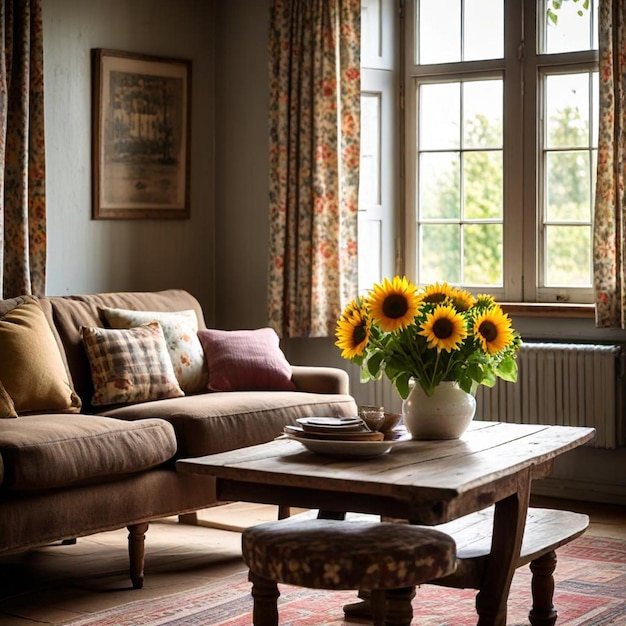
[92,49,191,219]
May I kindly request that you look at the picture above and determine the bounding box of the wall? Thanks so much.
[42,0,215,319]
[214,0,272,330]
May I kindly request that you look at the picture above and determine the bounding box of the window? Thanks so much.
[358,0,399,293]
[359,0,599,304]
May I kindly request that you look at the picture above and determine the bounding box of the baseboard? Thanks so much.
[532,477,626,506]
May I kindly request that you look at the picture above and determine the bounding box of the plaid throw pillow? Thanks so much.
[101,307,208,394]
[81,322,184,406]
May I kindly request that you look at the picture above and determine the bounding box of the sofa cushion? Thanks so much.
[0,299,81,414]
[198,328,297,392]
[0,414,177,491]
[102,307,208,394]
[81,322,185,406]
[101,391,358,457]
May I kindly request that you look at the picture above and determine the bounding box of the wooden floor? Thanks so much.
[0,497,624,625]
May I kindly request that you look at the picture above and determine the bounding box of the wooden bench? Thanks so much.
[429,507,589,626]
[287,506,588,626]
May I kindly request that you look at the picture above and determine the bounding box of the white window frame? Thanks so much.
[358,0,401,294]
[399,0,598,303]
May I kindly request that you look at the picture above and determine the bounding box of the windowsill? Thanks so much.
[501,302,595,319]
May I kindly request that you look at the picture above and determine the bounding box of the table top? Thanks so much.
[177,421,594,524]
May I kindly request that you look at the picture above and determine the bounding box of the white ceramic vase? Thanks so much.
[402,381,476,440]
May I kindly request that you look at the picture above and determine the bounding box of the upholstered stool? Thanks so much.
[242,518,457,626]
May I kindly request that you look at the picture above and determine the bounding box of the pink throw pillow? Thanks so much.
[197,328,296,392]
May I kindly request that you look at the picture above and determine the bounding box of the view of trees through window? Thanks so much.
[417,70,596,291]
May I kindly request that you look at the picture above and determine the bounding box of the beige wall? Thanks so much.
[43,0,215,319]
[214,0,272,330]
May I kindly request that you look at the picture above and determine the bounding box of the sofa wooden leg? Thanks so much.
[178,512,199,525]
[127,522,149,589]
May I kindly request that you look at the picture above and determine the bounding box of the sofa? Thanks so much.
[0,289,357,588]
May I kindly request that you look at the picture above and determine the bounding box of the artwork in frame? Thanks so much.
[92,49,191,219]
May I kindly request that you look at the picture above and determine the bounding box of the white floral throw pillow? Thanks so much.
[102,307,208,394]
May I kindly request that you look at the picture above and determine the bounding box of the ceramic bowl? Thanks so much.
[380,411,402,432]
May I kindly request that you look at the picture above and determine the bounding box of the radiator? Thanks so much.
[475,343,625,449]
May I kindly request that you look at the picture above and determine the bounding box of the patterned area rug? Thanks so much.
[65,535,626,626]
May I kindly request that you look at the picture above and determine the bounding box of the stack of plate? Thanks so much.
[282,417,408,458]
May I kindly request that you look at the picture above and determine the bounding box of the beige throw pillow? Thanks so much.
[81,322,185,406]
[102,307,208,394]
[0,300,81,414]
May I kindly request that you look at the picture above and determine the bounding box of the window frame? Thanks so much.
[399,0,598,304]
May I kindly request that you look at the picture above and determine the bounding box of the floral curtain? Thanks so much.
[594,0,625,327]
[267,0,360,338]
[0,0,46,299]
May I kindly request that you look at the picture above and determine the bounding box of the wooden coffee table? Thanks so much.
[177,421,594,626]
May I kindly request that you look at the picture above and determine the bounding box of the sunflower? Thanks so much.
[339,298,363,320]
[335,308,371,359]
[474,306,514,355]
[449,288,476,312]
[419,281,454,305]
[475,293,497,308]
[367,276,420,332]
[418,304,467,352]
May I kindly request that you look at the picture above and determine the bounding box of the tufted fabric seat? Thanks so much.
[242,518,457,626]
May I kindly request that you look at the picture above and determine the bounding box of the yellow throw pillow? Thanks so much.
[0,380,17,418]
[0,300,81,414]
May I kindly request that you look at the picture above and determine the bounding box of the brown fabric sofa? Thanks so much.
[0,289,357,588]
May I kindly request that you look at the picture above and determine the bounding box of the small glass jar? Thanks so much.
[358,405,385,431]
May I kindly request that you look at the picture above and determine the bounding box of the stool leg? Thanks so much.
[384,586,416,626]
[249,570,280,626]
[528,550,558,626]
[343,589,372,619]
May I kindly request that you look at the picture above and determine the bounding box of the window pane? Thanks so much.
[545,0,596,54]
[419,153,460,219]
[418,0,460,64]
[464,0,503,61]
[546,151,590,221]
[463,80,502,149]
[546,74,589,149]
[545,225,592,287]
[464,224,502,286]
[359,94,381,205]
[361,0,382,61]
[359,217,382,289]
[419,83,460,150]
[419,224,460,284]
[464,152,502,220]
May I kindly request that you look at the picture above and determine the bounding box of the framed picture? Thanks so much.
[92,49,191,219]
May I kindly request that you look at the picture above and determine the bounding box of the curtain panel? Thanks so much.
[267,0,360,338]
[0,0,46,299]
[594,0,626,327]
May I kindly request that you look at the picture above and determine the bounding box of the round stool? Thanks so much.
[242,518,457,626]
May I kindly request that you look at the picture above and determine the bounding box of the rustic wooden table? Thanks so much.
[177,421,594,626]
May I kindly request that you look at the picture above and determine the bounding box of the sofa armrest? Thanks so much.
[290,365,350,395]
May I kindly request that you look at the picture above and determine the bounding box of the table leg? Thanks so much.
[475,467,531,626]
